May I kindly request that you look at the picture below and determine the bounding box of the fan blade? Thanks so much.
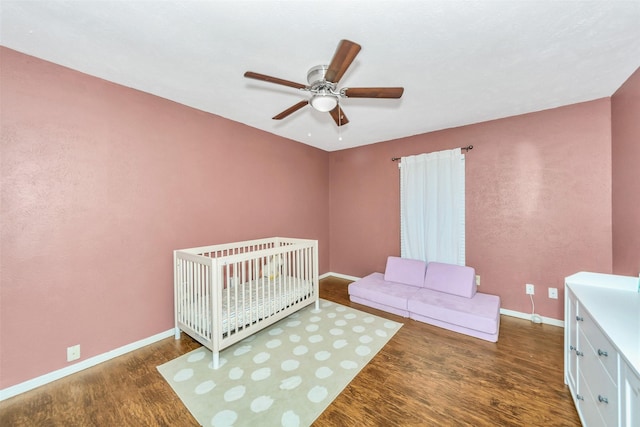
[325,40,361,83]
[329,105,349,126]
[272,100,309,120]
[343,87,404,98]
[244,71,307,90]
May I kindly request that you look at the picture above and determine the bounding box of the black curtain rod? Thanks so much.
[391,145,473,161]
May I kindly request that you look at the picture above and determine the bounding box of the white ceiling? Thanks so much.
[1,1,639,152]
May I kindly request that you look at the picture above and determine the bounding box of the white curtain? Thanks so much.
[400,148,465,265]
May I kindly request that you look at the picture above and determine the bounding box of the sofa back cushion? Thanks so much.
[384,256,427,288]
[424,262,477,298]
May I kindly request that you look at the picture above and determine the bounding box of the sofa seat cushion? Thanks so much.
[348,272,421,311]
[424,262,477,298]
[383,256,427,287]
[408,288,500,334]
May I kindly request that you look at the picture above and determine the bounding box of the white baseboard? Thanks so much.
[3,277,564,401]
[0,329,175,402]
[500,308,564,327]
[320,271,361,281]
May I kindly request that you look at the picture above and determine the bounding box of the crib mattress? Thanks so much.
[182,276,313,338]
[221,276,313,332]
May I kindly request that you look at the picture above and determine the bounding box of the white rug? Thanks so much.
[158,299,402,427]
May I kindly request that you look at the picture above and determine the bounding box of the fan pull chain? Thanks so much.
[338,103,343,141]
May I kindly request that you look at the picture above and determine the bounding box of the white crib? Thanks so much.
[173,237,319,368]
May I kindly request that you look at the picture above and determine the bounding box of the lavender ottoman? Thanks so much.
[348,257,501,342]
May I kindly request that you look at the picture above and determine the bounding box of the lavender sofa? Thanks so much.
[348,256,501,342]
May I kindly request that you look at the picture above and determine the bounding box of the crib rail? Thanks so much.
[178,237,306,259]
[174,237,319,366]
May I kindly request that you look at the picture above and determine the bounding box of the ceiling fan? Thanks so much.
[244,39,404,126]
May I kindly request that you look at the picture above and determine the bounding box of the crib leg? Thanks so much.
[315,299,320,310]
[174,328,181,340]
[213,351,220,369]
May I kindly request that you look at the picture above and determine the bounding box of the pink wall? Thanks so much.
[0,47,329,389]
[330,99,613,320]
[2,44,634,392]
[612,67,640,276]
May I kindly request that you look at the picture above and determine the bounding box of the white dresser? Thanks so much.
[565,272,640,427]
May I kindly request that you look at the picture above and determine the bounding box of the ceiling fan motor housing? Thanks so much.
[307,65,338,93]
[307,65,332,86]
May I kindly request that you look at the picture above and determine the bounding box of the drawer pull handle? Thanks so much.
[576,394,584,401]
[576,350,584,357]
[576,316,584,321]
[569,345,575,351]
[598,395,608,404]
[597,349,608,357]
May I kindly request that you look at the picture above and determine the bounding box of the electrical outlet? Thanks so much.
[67,344,80,362]
[526,283,535,295]
[548,287,558,299]
[475,275,480,286]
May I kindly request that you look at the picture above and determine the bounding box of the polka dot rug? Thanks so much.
[157,299,402,427]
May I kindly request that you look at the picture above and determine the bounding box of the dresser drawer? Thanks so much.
[578,370,608,427]
[578,308,618,384]
[579,329,618,427]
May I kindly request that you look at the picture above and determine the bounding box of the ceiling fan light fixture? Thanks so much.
[310,93,338,112]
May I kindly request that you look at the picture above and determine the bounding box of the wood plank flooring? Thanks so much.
[0,277,581,426]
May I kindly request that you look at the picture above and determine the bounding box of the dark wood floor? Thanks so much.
[0,277,581,426]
